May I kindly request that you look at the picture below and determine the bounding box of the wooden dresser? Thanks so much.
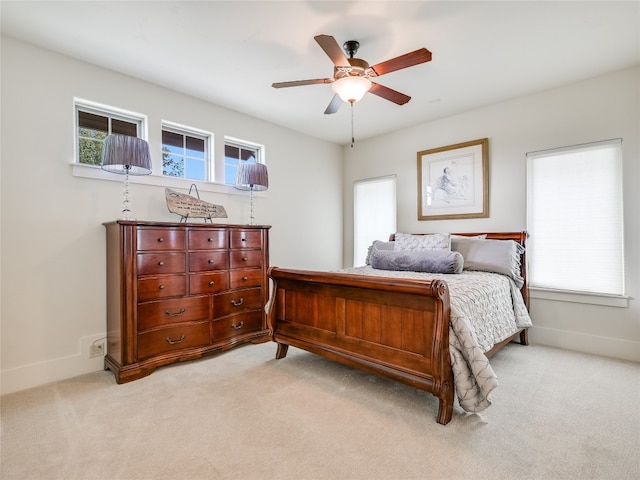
[103,221,271,383]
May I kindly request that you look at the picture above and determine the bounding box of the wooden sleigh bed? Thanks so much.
[266,232,530,425]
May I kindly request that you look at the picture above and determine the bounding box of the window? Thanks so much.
[353,176,397,267]
[224,138,263,185]
[526,138,624,300]
[75,101,144,165]
[162,123,211,181]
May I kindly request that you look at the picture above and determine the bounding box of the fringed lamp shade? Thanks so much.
[100,134,152,220]
[235,163,268,225]
[101,135,152,175]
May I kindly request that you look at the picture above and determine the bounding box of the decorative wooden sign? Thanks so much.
[165,187,228,222]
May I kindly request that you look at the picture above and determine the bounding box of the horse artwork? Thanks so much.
[165,187,228,222]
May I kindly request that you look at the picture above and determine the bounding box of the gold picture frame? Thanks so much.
[417,138,489,220]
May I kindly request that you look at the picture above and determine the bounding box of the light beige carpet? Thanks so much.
[1,342,639,480]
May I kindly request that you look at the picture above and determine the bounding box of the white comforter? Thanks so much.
[339,266,532,413]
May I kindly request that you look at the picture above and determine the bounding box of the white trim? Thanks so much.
[526,137,622,158]
[70,162,266,197]
[530,287,629,308]
[74,97,149,134]
[224,136,266,166]
[528,325,639,362]
[73,97,149,165]
[0,334,106,395]
[161,120,214,183]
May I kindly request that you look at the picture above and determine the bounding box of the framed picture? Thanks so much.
[417,138,489,220]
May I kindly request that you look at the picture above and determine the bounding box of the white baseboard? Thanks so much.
[1,334,106,395]
[528,326,640,363]
[2,328,637,395]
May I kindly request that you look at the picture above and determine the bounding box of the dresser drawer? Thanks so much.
[137,275,186,302]
[213,287,262,318]
[188,229,228,250]
[230,268,262,289]
[189,272,229,294]
[230,249,262,269]
[137,253,186,276]
[230,230,262,249]
[212,311,263,342]
[137,228,185,251]
[189,251,229,271]
[137,321,210,360]
[137,295,209,331]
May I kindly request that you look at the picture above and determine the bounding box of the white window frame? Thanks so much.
[223,136,266,186]
[71,99,244,195]
[353,175,397,267]
[74,98,147,165]
[526,138,627,307]
[161,121,214,182]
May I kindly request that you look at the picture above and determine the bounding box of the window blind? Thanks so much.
[526,138,624,296]
[353,176,396,267]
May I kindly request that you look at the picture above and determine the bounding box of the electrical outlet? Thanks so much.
[89,339,105,358]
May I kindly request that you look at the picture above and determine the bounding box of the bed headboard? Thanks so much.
[388,231,529,307]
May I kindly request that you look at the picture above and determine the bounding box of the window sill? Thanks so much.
[71,162,264,197]
[529,287,629,308]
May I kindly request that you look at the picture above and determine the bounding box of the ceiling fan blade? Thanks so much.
[314,34,350,67]
[369,48,432,76]
[272,78,333,88]
[324,94,342,115]
[369,82,411,105]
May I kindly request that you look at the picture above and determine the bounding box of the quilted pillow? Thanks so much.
[393,232,451,252]
[451,236,525,288]
[370,249,464,274]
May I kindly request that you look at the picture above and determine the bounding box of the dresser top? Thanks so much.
[103,220,271,229]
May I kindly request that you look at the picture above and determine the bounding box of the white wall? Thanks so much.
[342,67,640,363]
[2,36,637,396]
[0,36,344,394]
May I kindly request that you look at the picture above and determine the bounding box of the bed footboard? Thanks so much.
[267,267,455,425]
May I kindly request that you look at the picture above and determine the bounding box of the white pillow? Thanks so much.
[394,232,451,251]
[452,234,487,240]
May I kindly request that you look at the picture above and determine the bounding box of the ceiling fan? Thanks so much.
[272,34,432,114]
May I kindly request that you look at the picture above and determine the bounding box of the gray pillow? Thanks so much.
[451,236,525,288]
[365,240,394,265]
[370,249,464,274]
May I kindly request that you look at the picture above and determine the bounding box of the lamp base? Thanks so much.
[248,188,255,225]
[119,170,136,221]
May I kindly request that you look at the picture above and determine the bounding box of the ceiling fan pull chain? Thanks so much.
[351,102,355,148]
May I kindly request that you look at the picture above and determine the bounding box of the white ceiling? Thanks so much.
[2,1,639,145]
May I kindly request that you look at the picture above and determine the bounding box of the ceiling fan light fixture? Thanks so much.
[331,76,372,104]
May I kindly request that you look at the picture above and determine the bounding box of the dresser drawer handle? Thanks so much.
[208,238,215,242]
[158,285,165,290]
[231,321,244,330]
[231,298,244,307]
[241,238,246,242]
[242,257,248,261]
[165,335,185,345]
[242,276,248,281]
[158,261,165,266]
[165,308,186,317]
[157,238,164,243]
[208,259,216,264]
[209,281,215,286]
